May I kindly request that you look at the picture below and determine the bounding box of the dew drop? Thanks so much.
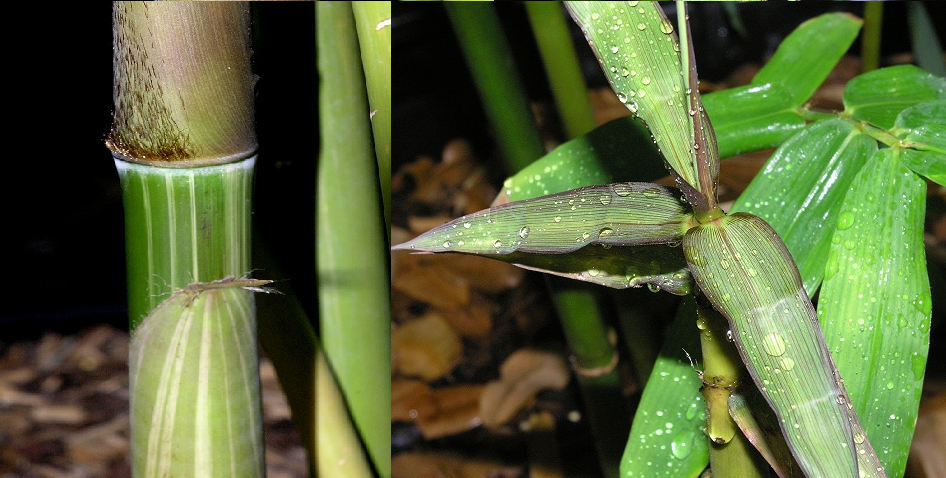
[780,357,795,371]
[837,211,855,230]
[648,283,661,293]
[886,381,894,390]
[610,44,620,54]
[641,76,652,86]
[600,227,614,237]
[670,431,695,459]
[493,240,503,248]
[747,268,757,278]
[600,194,612,206]
[582,232,591,241]
[685,402,698,421]
[610,186,632,201]
[554,216,562,223]
[844,239,856,250]
[726,330,734,342]
[762,332,787,356]
[659,19,674,34]
[720,260,730,270]
[617,92,627,103]
[621,67,630,77]
[853,432,866,444]
[518,226,530,239]
[637,22,646,31]
[442,240,453,248]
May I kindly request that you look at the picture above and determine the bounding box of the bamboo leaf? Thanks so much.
[701,12,861,159]
[620,297,709,477]
[893,100,946,184]
[683,213,885,478]
[817,148,931,478]
[843,65,946,130]
[394,183,693,255]
[566,2,717,208]
[500,116,664,203]
[702,83,807,159]
[750,13,862,107]
[732,119,877,294]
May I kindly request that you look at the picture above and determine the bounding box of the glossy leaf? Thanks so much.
[751,13,862,106]
[683,213,885,478]
[843,65,946,130]
[500,116,665,203]
[620,296,709,477]
[817,148,931,478]
[394,183,693,255]
[702,83,807,159]
[732,119,877,294]
[893,100,946,184]
[566,1,716,208]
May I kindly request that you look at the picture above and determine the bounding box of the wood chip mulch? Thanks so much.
[0,324,308,478]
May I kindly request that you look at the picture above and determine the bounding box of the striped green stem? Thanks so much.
[117,157,255,331]
[118,156,263,477]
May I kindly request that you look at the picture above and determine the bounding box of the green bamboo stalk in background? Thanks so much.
[316,3,390,477]
[525,1,596,139]
[861,2,883,73]
[109,3,264,476]
[352,1,392,237]
[445,2,544,172]
[255,243,373,478]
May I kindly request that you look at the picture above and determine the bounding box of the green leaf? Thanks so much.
[751,13,862,106]
[394,183,694,255]
[566,2,713,205]
[500,116,665,203]
[702,83,807,158]
[510,243,692,295]
[901,149,946,186]
[621,296,709,477]
[893,100,946,183]
[817,148,931,478]
[843,65,946,130]
[683,213,885,478]
[732,119,877,294]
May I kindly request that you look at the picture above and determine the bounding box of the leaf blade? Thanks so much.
[732,119,878,294]
[394,183,694,255]
[683,213,885,477]
[817,148,931,478]
[843,65,946,130]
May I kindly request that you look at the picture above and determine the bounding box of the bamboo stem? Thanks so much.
[525,1,596,139]
[352,1,392,238]
[445,2,545,171]
[696,299,768,478]
[317,3,391,476]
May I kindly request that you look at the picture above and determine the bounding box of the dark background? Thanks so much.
[1,3,320,338]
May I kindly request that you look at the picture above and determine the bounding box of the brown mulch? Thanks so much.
[0,324,308,478]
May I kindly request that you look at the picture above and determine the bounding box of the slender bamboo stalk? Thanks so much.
[525,1,596,139]
[445,2,544,172]
[696,301,768,478]
[109,3,263,476]
[861,2,883,73]
[316,3,391,477]
[255,243,373,478]
[352,1,392,238]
